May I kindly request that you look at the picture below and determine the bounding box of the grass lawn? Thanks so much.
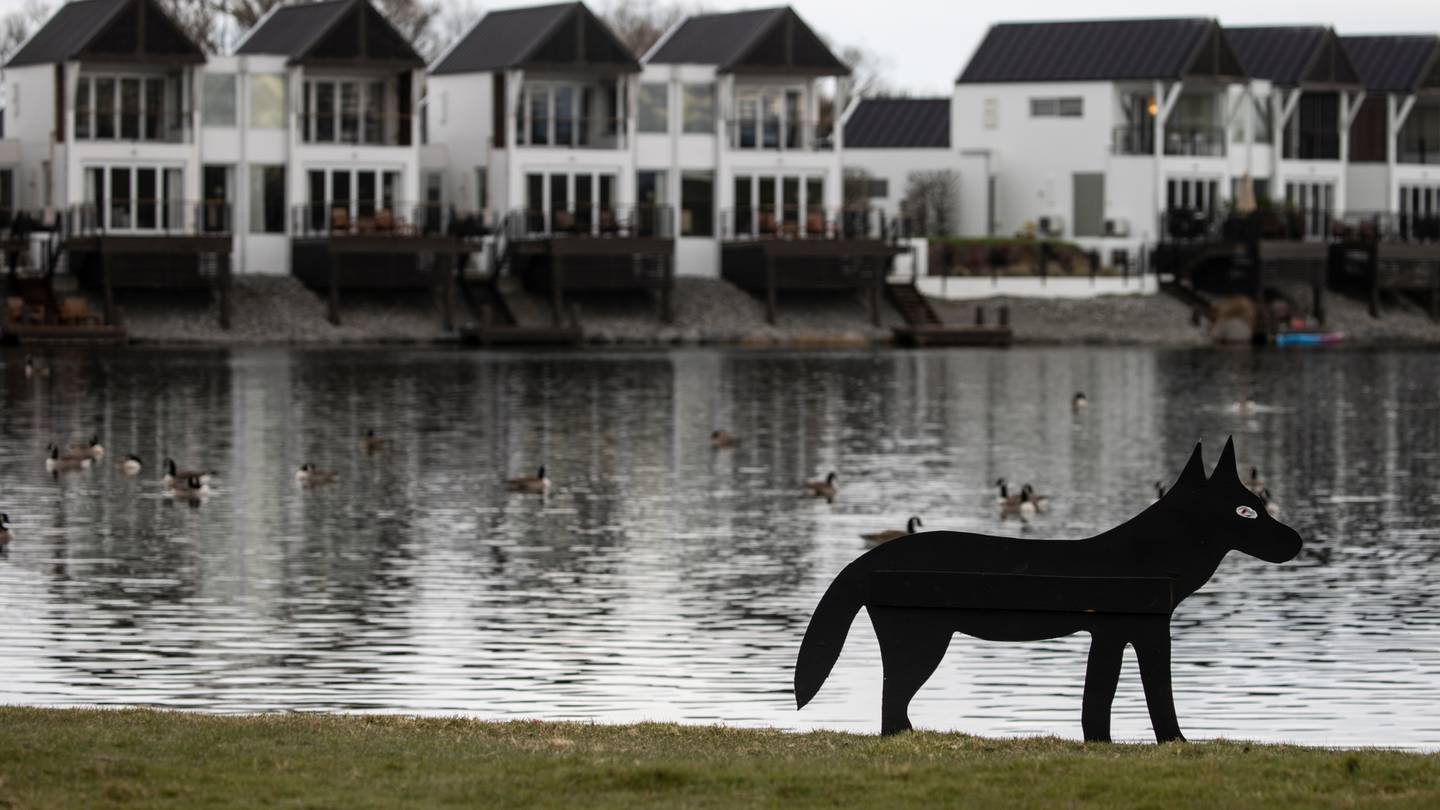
[1,708,1437,808]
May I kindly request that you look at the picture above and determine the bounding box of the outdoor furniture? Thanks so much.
[599,210,620,236]
[759,212,778,236]
[5,296,21,324]
[375,209,395,233]
[60,297,100,325]
[331,208,351,234]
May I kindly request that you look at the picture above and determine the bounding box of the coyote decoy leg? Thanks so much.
[1082,632,1126,742]
[872,608,951,736]
[1134,622,1185,742]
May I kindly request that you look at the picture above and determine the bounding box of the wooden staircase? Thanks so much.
[886,282,942,326]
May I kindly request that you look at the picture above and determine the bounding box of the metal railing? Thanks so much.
[1112,125,1226,156]
[1397,135,1438,165]
[61,202,231,237]
[1284,131,1340,161]
[1337,211,1440,243]
[290,202,472,238]
[298,112,414,146]
[723,119,834,151]
[513,116,628,148]
[720,206,897,241]
[503,204,675,240]
[1158,208,1344,244]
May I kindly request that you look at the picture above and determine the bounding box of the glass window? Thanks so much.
[555,85,575,146]
[529,86,550,145]
[202,165,229,232]
[365,80,384,143]
[75,79,91,139]
[681,171,713,236]
[683,84,714,134]
[143,77,164,140]
[315,82,335,141]
[637,170,667,237]
[340,82,359,143]
[736,97,757,148]
[1030,98,1058,117]
[119,78,140,139]
[1058,97,1083,117]
[249,165,285,233]
[475,166,487,211]
[784,90,802,147]
[136,168,157,229]
[203,75,235,127]
[96,78,116,138]
[638,83,668,133]
[734,176,752,235]
[805,177,824,232]
[109,167,132,228]
[250,75,286,129]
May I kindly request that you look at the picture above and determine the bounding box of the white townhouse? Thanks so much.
[948,18,1247,262]
[1341,35,1440,226]
[425,1,642,234]
[4,0,207,237]
[1224,26,1364,235]
[213,0,428,275]
[639,6,852,278]
[839,97,953,230]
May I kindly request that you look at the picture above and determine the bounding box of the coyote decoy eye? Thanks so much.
[1235,505,1258,519]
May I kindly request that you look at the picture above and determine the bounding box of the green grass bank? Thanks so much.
[2,708,1437,809]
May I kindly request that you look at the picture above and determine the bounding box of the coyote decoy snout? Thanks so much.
[794,437,1302,742]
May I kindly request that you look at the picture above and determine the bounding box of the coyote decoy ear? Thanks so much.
[1213,437,1240,483]
[1173,442,1206,492]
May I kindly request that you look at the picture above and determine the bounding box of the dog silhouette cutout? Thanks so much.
[794,437,1302,742]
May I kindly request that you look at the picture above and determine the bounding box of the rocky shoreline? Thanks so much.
[102,275,1440,348]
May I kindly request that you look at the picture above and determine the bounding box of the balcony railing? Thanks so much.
[61,201,230,237]
[291,202,467,238]
[299,112,414,146]
[513,116,628,149]
[1397,135,1439,165]
[1285,131,1340,161]
[1112,125,1225,156]
[1337,211,1440,243]
[724,119,833,151]
[504,204,675,240]
[720,206,897,241]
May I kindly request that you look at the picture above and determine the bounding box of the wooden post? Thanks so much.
[218,251,232,330]
[1368,243,1380,319]
[765,251,777,325]
[1312,262,1325,326]
[661,252,674,323]
[550,253,564,326]
[1431,261,1440,322]
[328,249,341,326]
[101,249,115,326]
[870,258,881,327]
[441,252,456,332]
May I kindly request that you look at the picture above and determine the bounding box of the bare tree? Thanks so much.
[902,170,958,237]
[425,0,484,61]
[835,42,891,99]
[0,0,55,67]
[227,0,282,32]
[158,0,232,55]
[599,0,702,58]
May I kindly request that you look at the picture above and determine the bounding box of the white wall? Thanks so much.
[842,147,955,221]
[1347,164,1389,214]
[6,63,57,213]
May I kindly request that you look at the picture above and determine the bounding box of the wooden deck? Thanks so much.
[64,233,233,328]
[721,239,904,325]
[512,237,675,325]
[291,234,467,327]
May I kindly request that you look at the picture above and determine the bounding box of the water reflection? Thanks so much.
[1,346,1437,747]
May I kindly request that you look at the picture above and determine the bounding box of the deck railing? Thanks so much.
[503,204,675,240]
[1112,125,1226,157]
[513,116,628,149]
[290,202,478,238]
[1397,135,1438,165]
[61,201,231,237]
[298,112,414,146]
[1337,211,1440,243]
[723,119,834,151]
[1284,131,1341,161]
[720,206,896,241]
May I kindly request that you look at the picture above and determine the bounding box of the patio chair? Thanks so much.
[806,212,826,238]
[375,209,395,233]
[330,207,351,234]
[599,209,620,236]
[5,296,21,324]
[759,212,778,236]
[61,297,100,326]
[554,210,577,234]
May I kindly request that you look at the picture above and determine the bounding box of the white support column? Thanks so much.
[1273,87,1302,202]
[1387,94,1417,215]
[1337,90,1365,217]
[1153,80,1183,218]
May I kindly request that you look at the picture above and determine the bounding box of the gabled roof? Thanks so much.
[236,0,423,67]
[1341,35,1440,93]
[647,6,849,76]
[957,18,1243,84]
[7,0,205,67]
[1226,26,1361,88]
[844,98,949,149]
[430,2,638,76]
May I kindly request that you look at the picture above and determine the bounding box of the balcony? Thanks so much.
[1397,135,1439,165]
[505,204,674,240]
[721,206,895,241]
[299,112,414,147]
[514,115,627,150]
[1112,125,1225,157]
[724,119,833,151]
[1284,131,1340,161]
[291,201,458,239]
[63,201,230,237]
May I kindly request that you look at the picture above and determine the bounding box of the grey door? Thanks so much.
[1072,173,1104,237]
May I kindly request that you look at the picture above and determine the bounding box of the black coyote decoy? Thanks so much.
[794,438,1302,743]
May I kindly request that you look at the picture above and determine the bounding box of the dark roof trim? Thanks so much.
[1226,25,1362,88]
[647,6,849,76]
[429,2,639,76]
[1340,35,1440,93]
[7,0,205,68]
[956,18,1242,84]
[237,0,424,67]
[843,97,950,148]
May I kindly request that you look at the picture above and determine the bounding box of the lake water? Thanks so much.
[1,346,1437,749]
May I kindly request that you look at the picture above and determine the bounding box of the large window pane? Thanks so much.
[358,171,376,218]
[734,176,752,235]
[249,165,285,233]
[637,170,666,236]
[555,85,575,146]
[784,90,801,147]
[340,82,359,144]
[203,165,229,232]
[529,86,550,145]
[683,84,714,134]
[316,83,335,141]
[119,78,140,139]
[202,74,236,127]
[638,83,668,133]
[143,77,164,140]
[110,167,131,228]
[365,80,384,144]
[76,79,92,139]
[681,171,713,236]
[250,75,286,129]
[308,170,326,230]
[136,168,157,229]
[96,78,116,138]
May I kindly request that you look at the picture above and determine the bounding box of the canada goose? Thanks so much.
[0,513,12,545]
[163,459,216,487]
[1245,466,1265,496]
[360,429,386,453]
[1072,392,1089,411]
[1021,483,1050,512]
[861,516,923,544]
[1000,489,1037,521]
[506,466,550,494]
[711,430,740,449]
[116,455,143,475]
[995,478,1016,505]
[24,354,48,379]
[45,444,92,473]
[295,463,339,485]
[168,474,210,497]
[68,435,105,460]
[805,472,838,503]
[1260,488,1281,518]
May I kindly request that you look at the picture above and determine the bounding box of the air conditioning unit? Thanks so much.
[1038,215,1065,236]
[1104,217,1130,237]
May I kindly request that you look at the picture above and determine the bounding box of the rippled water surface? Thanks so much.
[1,346,1437,748]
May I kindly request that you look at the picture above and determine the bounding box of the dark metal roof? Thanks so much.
[1226,26,1361,87]
[647,6,847,74]
[1341,35,1440,93]
[844,98,949,149]
[430,2,638,75]
[8,0,204,67]
[237,0,350,57]
[237,0,423,65]
[956,18,1227,83]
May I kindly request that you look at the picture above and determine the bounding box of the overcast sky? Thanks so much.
[5,0,1437,94]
